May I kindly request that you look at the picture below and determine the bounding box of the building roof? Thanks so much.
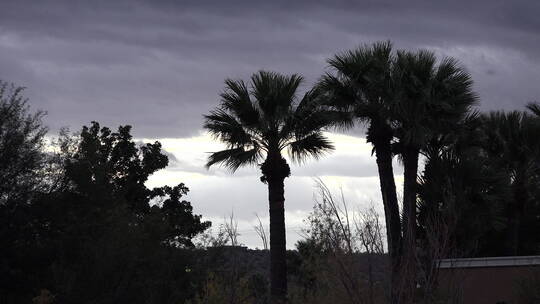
[439,255,540,268]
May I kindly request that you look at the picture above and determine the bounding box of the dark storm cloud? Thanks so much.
[1,0,539,137]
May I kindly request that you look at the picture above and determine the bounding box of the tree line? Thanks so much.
[1,41,540,303]
[0,82,210,303]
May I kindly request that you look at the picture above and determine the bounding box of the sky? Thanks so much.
[1,0,539,248]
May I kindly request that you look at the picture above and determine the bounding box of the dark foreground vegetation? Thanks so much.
[1,42,540,303]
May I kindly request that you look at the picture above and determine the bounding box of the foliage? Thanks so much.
[318,42,403,303]
[3,43,540,304]
[320,41,478,303]
[189,246,271,304]
[0,81,47,205]
[204,70,338,302]
[204,70,336,171]
[187,272,255,304]
[0,121,210,303]
[292,180,388,304]
[479,111,540,255]
[418,109,540,258]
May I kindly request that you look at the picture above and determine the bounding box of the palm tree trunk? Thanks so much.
[268,177,287,303]
[401,147,419,304]
[373,135,401,304]
[261,151,290,304]
[508,172,526,255]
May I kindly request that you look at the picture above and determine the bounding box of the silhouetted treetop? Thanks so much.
[204,70,337,172]
[0,81,47,205]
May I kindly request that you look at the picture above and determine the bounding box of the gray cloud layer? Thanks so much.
[1,0,539,137]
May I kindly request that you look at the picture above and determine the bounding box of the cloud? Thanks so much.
[142,132,403,178]
[1,0,539,138]
[147,169,392,248]
[143,131,403,248]
[2,0,537,248]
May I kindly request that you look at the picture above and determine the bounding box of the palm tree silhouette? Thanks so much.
[320,42,477,303]
[480,110,540,255]
[318,41,403,302]
[392,49,477,302]
[204,71,335,303]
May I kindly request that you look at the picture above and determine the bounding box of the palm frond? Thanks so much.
[324,41,395,124]
[206,70,335,170]
[251,71,302,121]
[203,109,253,147]
[328,43,375,81]
[526,102,540,117]
[435,57,478,108]
[392,49,477,149]
[288,132,334,163]
[317,73,357,109]
[317,73,375,128]
[206,146,262,172]
[430,57,478,133]
[282,88,353,143]
[220,79,260,127]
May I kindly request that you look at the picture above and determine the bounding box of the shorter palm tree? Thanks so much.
[392,49,477,302]
[204,71,335,303]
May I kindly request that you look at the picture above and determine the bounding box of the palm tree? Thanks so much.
[415,113,510,300]
[204,71,335,303]
[392,50,477,302]
[321,43,477,303]
[526,102,540,117]
[480,110,540,255]
[318,41,403,303]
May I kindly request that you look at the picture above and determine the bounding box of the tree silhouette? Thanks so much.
[479,111,540,255]
[1,121,211,303]
[320,42,477,303]
[0,81,47,205]
[391,49,477,302]
[318,42,403,303]
[204,71,335,303]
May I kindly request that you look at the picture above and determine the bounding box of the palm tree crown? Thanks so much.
[319,41,395,144]
[318,42,478,303]
[204,70,335,172]
[392,49,478,151]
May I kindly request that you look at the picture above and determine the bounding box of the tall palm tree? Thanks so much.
[204,71,335,303]
[318,41,403,303]
[392,50,477,302]
[321,43,477,303]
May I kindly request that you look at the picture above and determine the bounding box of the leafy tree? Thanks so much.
[0,81,48,303]
[0,81,47,205]
[1,121,210,303]
[204,71,335,303]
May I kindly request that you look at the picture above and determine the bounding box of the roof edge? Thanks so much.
[438,255,540,268]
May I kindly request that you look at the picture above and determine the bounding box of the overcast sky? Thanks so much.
[1,0,539,248]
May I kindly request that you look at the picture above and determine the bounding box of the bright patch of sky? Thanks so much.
[144,132,403,248]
